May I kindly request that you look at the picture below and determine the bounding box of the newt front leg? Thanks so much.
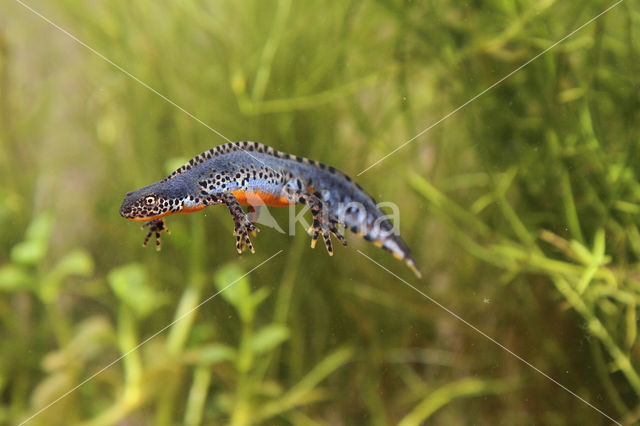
[142,218,170,251]
[246,205,261,236]
[203,192,260,254]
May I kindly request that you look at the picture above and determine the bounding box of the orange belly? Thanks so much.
[127,190,290,222]
[231,189,292,207]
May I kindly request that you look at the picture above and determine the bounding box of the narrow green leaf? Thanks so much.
[25,213,54,244]
[184,365,212,426]
[213,264,253,322]
[256,347,352,421]
[592,228,605,263]
[10,240,47,266]
[54,249,94,278]
[399,378,516,426]
[199,344,237,365]
[251,324,290,354]
[0,265,32,291]
[569,240,593,265]
[108,263,160,318]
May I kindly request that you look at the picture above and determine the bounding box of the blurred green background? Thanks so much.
[2,0,640,424]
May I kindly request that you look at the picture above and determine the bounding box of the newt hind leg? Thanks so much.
[283,179,346,256]
[142,218,170,251]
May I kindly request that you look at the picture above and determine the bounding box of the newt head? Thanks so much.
[120,180,191,222]
[119,190,171,222]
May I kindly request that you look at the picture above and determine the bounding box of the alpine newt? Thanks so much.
[119,141,421,277]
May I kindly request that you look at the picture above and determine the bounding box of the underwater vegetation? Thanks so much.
[2,0,640,424]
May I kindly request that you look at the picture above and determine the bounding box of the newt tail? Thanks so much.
[119,141,421,277]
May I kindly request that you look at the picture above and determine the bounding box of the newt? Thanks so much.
[119,141,421,277]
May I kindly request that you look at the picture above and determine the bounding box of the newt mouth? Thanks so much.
[126,214,168,222]
[120,206,202,222]
[120,206,171,222]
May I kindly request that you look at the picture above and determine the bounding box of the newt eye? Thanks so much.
[144,196,156,205]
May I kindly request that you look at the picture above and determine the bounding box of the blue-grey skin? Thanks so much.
[120,141,421,276]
